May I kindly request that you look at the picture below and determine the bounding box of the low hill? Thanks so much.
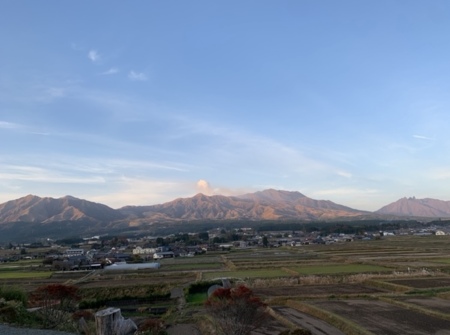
[375,197,450,218]
[0,195,124,223]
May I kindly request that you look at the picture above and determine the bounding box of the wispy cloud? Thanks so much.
[413,134,435,141]
[429,168,450,180]
[0,165,105,184]
[336,171,352,179]
[106,159,189,172]
[70,42,84,51]
[313,187,378,197]
[88,50,100,62]
[0,121,20,129]
[88,178,194,208]
[167,115,327,175]
[0,120,50,135]
[46,87,66,98]
[311,187,384,211]
[34,85,69,103]
[128,71,147,81]
[100,68,119,75]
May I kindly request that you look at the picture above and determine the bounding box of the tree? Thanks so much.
[213,236,224,244]
[30,284,80,328]
[262,236,269,248]
[130,254,144,263]
[205,285,268,335]
[198,231,209,241]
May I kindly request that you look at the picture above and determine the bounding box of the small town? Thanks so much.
[1,224,448,267]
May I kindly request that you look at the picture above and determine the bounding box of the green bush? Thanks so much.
[0,298,37,325]
[0,286,27,306]
[79,299,105,309]
[187,280,222,294]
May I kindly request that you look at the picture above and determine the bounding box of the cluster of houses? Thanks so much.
[41,245,206,271]
[1,224,449,267]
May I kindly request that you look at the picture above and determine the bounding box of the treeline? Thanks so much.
[132,218,446,237]
[256,220,430,235]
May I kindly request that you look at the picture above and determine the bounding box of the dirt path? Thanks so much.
[272,307,346,335]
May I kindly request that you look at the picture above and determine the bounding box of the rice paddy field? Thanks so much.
[3,235,450,334]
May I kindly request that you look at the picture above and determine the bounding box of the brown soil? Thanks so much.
[400,297,450,314]
[387,277,450,289]
[251,317,290,335]
[77,275,194,289]
[312,299,450,335]
[272,307,346,335]
[253,284,384,298]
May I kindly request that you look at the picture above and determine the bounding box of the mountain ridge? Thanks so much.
[117,189,368,224]
[0,195,124,224]
[375,197,450,218]
[1,190,450,227]
[1,190,450,242]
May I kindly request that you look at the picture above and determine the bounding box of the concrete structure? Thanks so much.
[65,248,84,257]
[132,246,157,255]
[153,251,175,259]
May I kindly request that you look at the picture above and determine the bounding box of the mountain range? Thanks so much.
[1,189,449,242]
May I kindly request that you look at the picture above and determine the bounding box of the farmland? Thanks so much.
[3,235,450,334]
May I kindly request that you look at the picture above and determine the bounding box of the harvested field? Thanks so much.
[311,299,450,335]
[77,272,197,289]
[271,306,345,335]
[399,297,450,314]
[386,261,446,268]
[254,284,385,298]
[0,271,52,279]
[203,269,293,280]
[387,277,450,289]
[250,316,290,335]
[160,263,222,271]
[292,264,391,275]
[0,275,71,292]
[0,269,197,291]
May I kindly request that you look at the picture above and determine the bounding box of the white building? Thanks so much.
[65,248,84,257]
[133,247,157,255]
[153,251,174,259]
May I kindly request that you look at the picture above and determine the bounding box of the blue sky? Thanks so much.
[2,1,450,211]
